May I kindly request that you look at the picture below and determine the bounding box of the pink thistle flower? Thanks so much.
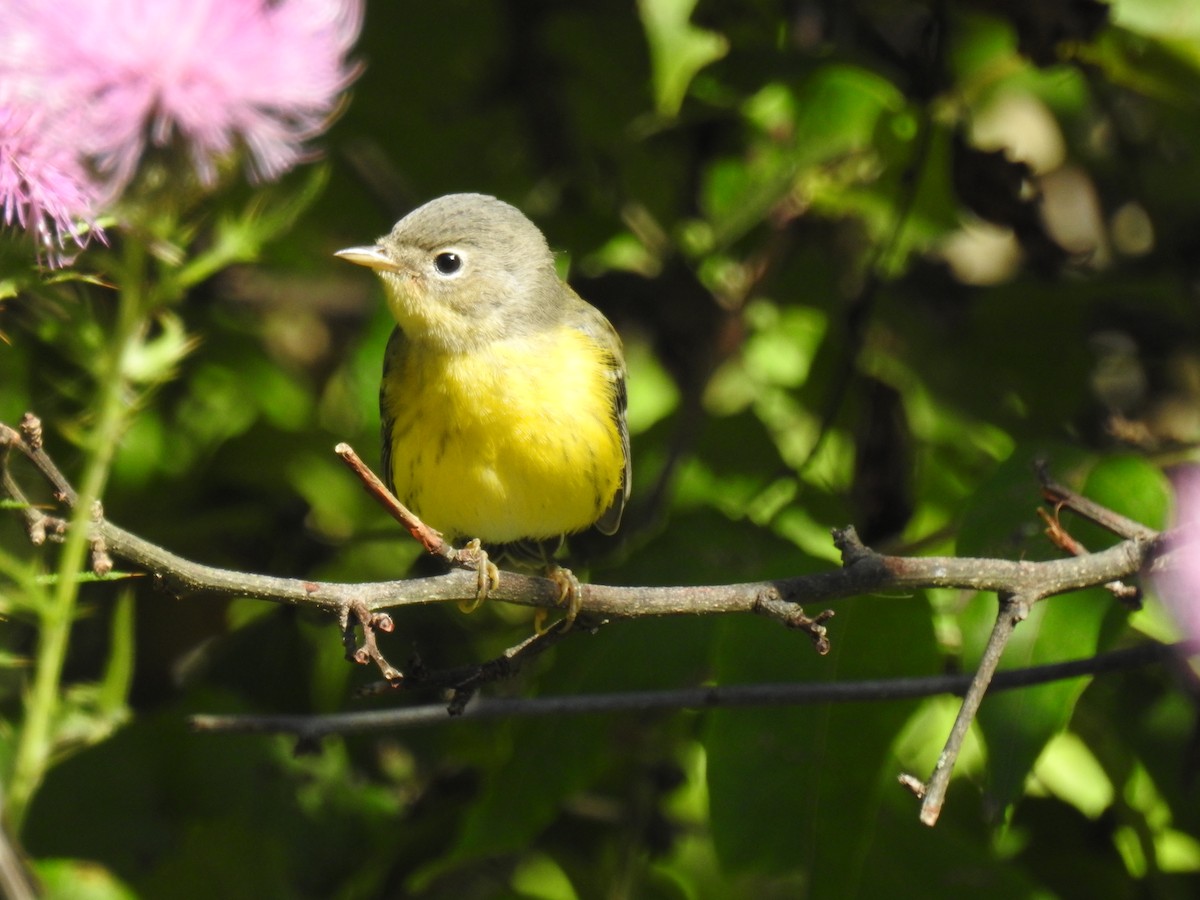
[4,0,363,192]
[0,100,104,265]
[1155,469,1200,651]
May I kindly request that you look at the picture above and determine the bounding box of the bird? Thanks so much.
[336,193,629,624]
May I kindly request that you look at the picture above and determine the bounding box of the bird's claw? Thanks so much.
[457,538,500,613]
[533,564,582,633]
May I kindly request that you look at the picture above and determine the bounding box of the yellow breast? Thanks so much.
[383,326,623,543]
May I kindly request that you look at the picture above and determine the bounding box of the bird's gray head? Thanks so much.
[336,193,564,349]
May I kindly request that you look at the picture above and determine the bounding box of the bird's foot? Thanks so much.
[455,538,500,612]
[533,564,582,633]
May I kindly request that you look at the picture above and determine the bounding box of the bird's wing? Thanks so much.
[378,325,408,498]
[567,293,629,535]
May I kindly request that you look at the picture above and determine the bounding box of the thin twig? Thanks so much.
[336,441,500,620]
[1037,460,1159,542]
[340,600,401,681]
[334,442,452,560]
[911,592,1029,826]
[1038,505,1141,607]
[187,640,1185,738]
[382,618,581,714]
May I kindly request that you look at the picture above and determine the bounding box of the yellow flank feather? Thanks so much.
[382,327,623,543]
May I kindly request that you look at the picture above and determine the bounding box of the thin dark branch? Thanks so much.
[187,640,1186,739]
[356,616,580,715]
[1037,460,1159,542]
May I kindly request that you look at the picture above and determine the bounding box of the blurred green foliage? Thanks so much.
[3,0,1200,897]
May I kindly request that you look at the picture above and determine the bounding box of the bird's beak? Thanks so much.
[335,245,398,272]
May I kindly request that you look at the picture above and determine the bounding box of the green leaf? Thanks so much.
[1113,0,1200,40]
[791,65,906,165]
[418,715,609,879]
[625,337,681,434]
[120,311,197,386]
[96,589,135,718]
[1079,454,1171,533]
[638,0,729,116]
[421,511,792,885]
[1083,27,1200,109]
[957,443,1092,561]
[417,613,717,888]
[704,592,939,886]
[855,789,1049,898]
[33,859,138,900]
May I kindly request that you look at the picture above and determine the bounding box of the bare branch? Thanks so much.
[187,640,1185,739]
[912,592,1029,826]
[1,415,1178,826]
[3,420,1159,623]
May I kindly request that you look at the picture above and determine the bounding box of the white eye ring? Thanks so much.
[433,249,466,277]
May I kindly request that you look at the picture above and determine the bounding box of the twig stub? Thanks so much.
[341,599,403,682]
[754,589,834,655]
[19,412,43,450]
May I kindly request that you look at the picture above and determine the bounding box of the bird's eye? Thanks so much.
[434,252,463,276]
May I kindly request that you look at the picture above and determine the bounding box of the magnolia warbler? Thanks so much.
[336,193,629,621]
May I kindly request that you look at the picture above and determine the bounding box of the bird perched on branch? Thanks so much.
[336,193,629,623]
